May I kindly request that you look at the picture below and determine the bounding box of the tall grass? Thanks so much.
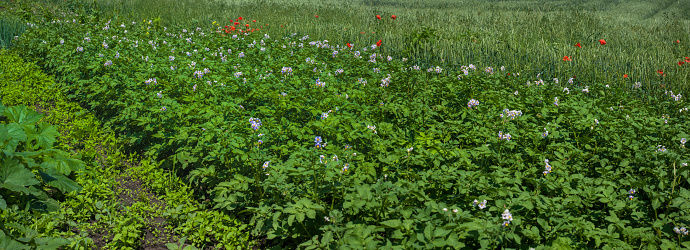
[13,0,690,101]
[0,13,26,49]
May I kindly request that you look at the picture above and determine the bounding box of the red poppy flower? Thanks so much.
[238,17,243,20]
[314,15,318,18]
[229,20,233,22]
[376,15,381,20]
[657,70,665,76]
[253,20,256,22]
[391,15,397,19]
[575,42,581,48]
[676,40,680,43]
[562,56,571,61]
[376,40,382,46]
[680,61,686,66]
[599,39,606,45]
[245,24,250,27]
[623,74,628,78]
[347,43,352,48]
[225,25,228,28]
[685,57,690,63]
[234,22,239,25]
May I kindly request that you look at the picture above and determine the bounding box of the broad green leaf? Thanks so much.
[380,219,402,229]
[1,157,40,188]
[40,153,85,176]
[0,123,27,152]
[26,122,59,150]
[34,236,71,250]
[38,169,82,193]
[3,105,43,127]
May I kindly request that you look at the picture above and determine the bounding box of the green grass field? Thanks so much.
[0,0,689,249]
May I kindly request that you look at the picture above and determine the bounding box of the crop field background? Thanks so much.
[0,0,689,249]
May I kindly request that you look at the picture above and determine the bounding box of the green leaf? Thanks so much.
[40,153,85,176]
[380,219,402,229]
[1,157,40,188]
[424,223,434,241]
[0,230,28,250]
[27,122,59,150]
[0,196,5,210]
[3,105,43,127]
[39,169,82,193]
[431,238,446,247]
[0,123,27,152]
[34,236,71,250]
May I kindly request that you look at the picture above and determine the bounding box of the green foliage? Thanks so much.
[8,7,690,248]
[0,13,26,49]
[2,0,690,249]
[0,102,85,249]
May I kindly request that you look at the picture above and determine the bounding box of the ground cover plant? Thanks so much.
[1,0,690,249]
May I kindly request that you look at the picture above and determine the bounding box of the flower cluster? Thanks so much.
[262,161,270,170]
[633,82,642,89]
[367,125,377,134]
[502,209,514,227]
[543,159,552,175]
[104,60,112,67]
[341,163,349,173]
[542,128,548,138]
[467,99,479,109]
[498,131,512,141]
[249,117,262,131]
[472,199,487,209]
[582,86,590,93]
[681,138,687,148]
[316,78,326,87]
[144,78,158,85]
[656,145,667,153]
[380,75,391,87]
[628,189,636,200]
[554,97,559,106]
[500,109,523,121]
[321,110,332,120]
[674,227,688,235]
[315,136,323,148]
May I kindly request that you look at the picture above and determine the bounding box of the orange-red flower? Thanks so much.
[391,15,396,19]
[314,15,318,18]
[575,42,581,48]
[562,56,571,61]
[347,43,352,48]
[657,70,665,76]
[599,39,606,45]
[376,40,382,46]
[225,25,228,28]
[623,74,628,78]
[676,40,680,43]
[685,57,690,63]
[238,17,243,20]
[253,20,256,22]
[245,24,250,27]
[376,15,381,20]
[680,61,686,66]
[234,22,239,25]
